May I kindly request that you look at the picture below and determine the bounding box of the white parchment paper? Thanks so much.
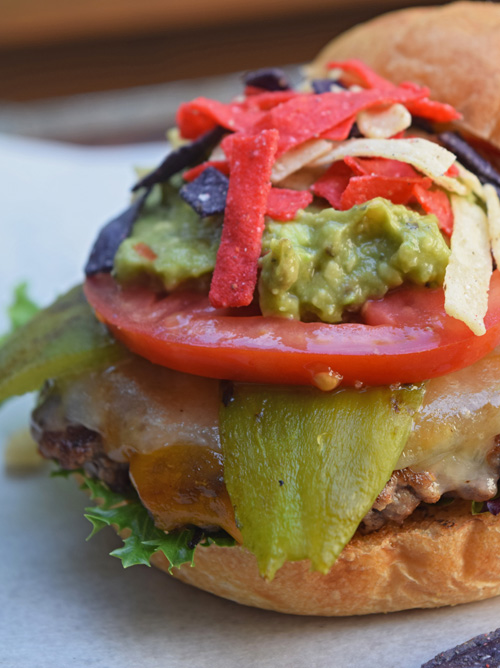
[1,134,498,668]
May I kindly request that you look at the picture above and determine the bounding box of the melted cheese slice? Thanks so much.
[60,357,221,460]
[400,348,500,499]
[59,349,500,502]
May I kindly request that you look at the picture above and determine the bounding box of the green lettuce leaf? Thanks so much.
[55,469,235,570]
[471,500,485,515]
[0,282,39,344]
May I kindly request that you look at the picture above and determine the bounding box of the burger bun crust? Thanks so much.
[151,501,500,615]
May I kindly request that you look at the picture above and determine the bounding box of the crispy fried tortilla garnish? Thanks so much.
[444,196,492,336]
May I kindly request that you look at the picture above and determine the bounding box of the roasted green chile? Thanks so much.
[219,382,425,578]
[0,285,124,403]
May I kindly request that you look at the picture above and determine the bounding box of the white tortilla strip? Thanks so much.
[431,174,468,196]
[209,144,227,161]
[271,139,332,184]
[444,196,492,336]
[455,163,485,200]
[357,104,412,139]
[484,183,500,268]
[327,67,343,80]
[312,138,466,194]
[277,166,328,191]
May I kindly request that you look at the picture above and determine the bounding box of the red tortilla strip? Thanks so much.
[320,115,356,141]
[240,90,298,111]
[209,129,279,308]
[340,175,431,209]
[413,184,454,235]
[176,97,264,139]
[327,59,393,90]
[327,61,461,123]
[344,156,419,178]
[310,161,353,209]
[177,91,296,140]
[254,86,428,155]
[314,163,453,232]
[183,160,230,182]
[177,83,433,150]
[266,188,313,221]
[405,96,462,122]
[445,163,460,177]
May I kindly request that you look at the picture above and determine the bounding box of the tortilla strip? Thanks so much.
[357,104,411,139]
[484,183,500,268]
[456,163,485,199]
[444,195,492,336]
[271,139,332,183]
[312,138,466,194]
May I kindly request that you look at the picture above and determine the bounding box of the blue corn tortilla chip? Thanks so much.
[311,79,347,94]
[132,126,225,192]
[439,131,500,195]
[179,166,228,217]
[243,68,291,91]
[84,191,149,276]
[411,117,436,134]
[348,122,363,139]
[421,627,500,667]
[486,497,500,515]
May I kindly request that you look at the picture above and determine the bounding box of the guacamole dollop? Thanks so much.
[259,198,450,322]
[114,191,450,322]
[114,184,221,290]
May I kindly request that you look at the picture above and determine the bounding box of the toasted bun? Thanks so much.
[309,1,500,150]
[149,502,500,615]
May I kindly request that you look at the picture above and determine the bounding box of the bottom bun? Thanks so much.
[151,501,500,615]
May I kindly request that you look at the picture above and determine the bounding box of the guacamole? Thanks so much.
[114,191,449,322]
[114,184,221,290]
[259,198,450,322]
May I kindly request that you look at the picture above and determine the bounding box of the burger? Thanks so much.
[3,0,500,616]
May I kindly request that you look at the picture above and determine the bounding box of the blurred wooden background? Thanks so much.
[1,0,449,101]
[0,0,448,143]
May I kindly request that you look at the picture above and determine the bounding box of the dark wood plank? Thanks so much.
[0,2,442,102]
[0,0,437,47]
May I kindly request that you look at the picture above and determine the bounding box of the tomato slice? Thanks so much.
[84,273,500,387]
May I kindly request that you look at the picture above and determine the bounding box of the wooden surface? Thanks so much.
[0,0,442,48]
[1,1,446,102]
